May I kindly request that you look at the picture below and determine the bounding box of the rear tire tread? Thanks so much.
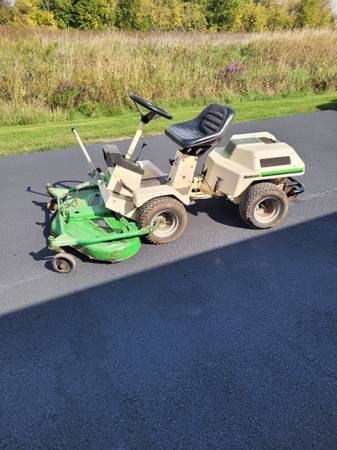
[239,182,288,229]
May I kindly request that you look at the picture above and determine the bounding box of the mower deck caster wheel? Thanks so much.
[52,253,76,273]
[47,198,58,214]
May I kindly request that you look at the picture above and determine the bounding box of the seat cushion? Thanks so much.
[166,124,203,144]
[165,103,235,149]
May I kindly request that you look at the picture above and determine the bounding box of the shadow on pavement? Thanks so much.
[1,213,337,449]
[188,197,246,229]
[29,199,54,264]
[317,98,337,111]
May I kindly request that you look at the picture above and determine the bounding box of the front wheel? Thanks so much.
[52,252,76,273]
[239,182,289,229]
[136,197,187,244]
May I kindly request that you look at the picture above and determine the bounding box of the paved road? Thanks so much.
[0,110,336,449]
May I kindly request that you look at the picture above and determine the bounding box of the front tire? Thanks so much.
[136,196,187,244]
[52,252,76,273]
[239,182,288,229]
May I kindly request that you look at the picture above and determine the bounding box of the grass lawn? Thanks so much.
[1,92,336,157]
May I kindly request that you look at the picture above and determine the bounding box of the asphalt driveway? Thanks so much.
[0,110,336,449]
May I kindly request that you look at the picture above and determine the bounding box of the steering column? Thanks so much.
[125,93,172,160]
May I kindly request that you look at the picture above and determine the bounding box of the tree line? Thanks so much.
[0,0,335,31]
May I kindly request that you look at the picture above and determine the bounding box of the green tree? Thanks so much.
[34,7,56,25]
[0,1,14,24]
[293,0,334,27]
[115,0,140,30]
[134,0,183,31]
[181,2,207,30]
[50,0,116,29]
[242,0,268,31]
[2,0,334,31]
[50,0,72,28]
[206,0,243,31]
[264,0,294,30]
[167,0,182,29]
[2,0,56,27]
[134,0,154,30]
[72,0,116,29]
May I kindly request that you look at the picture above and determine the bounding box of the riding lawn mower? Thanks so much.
[46,94,305,273]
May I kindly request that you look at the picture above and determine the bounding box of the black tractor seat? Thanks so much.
[165,103,235,152]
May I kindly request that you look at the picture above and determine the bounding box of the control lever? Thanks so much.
[71,127,104,182]
[134,141,148,162]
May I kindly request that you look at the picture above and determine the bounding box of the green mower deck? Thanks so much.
[47,185,152,264]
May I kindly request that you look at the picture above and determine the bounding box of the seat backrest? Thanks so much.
[199,104,233,136]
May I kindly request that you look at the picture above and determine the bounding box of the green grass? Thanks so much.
[1,92,336,156]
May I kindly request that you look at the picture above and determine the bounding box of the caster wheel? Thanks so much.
[47,198,58,214]
[52,253,76,273]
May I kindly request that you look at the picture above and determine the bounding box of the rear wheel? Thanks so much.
[136,197,187,244]
[52,252,76,273]
[239,182,288,229]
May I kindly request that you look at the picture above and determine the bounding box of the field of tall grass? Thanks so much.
[0,27,336,126]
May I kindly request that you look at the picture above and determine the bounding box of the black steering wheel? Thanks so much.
[130,94,172,120]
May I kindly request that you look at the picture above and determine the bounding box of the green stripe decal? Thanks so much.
[260,167,304,177]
